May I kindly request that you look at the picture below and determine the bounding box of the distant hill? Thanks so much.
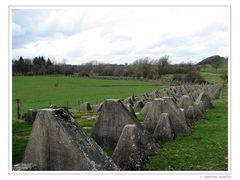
[197,55,225,65]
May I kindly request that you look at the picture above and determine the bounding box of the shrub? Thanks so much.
[172,74,183,81]
[184,71,206,83]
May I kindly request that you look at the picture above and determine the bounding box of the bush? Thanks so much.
[184,71,206,83]
[172,74,183,81]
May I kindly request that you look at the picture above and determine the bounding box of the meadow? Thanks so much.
[12,77,165,164]
[12,76,165,118]
[12,63,228,170]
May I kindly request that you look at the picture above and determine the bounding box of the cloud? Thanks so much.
[12,7,230,64]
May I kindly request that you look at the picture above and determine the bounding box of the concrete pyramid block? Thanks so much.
[91,99,159,155]
[153,113,175,142]
[22,108,119,170]
[195,92,213,110]
[80,102,92,112]
[144,98,191,134]
[179,95,193,110]
[112,124,149,170]
[140,102,152,116]
[92,99,143,148]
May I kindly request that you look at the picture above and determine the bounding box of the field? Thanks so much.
[12,77,166,164]
[12,64,228,170]
[12,76,165,118]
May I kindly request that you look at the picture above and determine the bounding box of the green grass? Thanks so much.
[12,120,33,164]
[103,147,114,157]
[199,59,228,74]
[12,66,228,170]
[136,113,145,122]
[199,59,228,83]
[12,76,165,164]
[146,86,228,171]
[12,76,165,118]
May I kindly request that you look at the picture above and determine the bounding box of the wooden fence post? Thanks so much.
[16,99,20,119]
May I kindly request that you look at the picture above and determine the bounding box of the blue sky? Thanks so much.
[12,7,229,64]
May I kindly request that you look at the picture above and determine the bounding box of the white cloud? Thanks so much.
[12,22,25,36]
[12,7,230,64]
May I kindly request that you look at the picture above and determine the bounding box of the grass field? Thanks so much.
[12,76,165,164]
[12,76,165,118]
[12,65,228,170]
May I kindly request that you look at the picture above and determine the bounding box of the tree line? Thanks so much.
[13,56,201,76]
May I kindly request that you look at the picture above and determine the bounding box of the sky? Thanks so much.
[12,7,230,65]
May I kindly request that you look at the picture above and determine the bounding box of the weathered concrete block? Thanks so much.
[153,113,175,142]
[112,124,149,170]
[22,108,119,170]
[13,163,38,171]
[144,98,191,134]
[22,109,37,122]
[80,102,92,112]
[179,95,193,110]
[92,99,159,155]
[140,102,152,116]
[195,92,213,110]
[134,100,145,109]
[92,99,143,148]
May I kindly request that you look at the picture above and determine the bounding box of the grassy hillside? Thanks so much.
[199,59,228,83]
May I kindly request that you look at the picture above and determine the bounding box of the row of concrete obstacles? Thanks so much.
[90,83,223,170]
[14,82,223,171]
[21,102,93,122]
[92,99,159,170]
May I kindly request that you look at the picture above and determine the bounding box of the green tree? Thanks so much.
[211,60,221,73]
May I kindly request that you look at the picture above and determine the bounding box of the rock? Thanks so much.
[195,100,205,113]
[193,103,205,120]
[153,113,175,142]
[195,92,213,110]
[22,109,37,122]
[91,99,158,155]
[179,95,193,110]
[13,163,38,171]
[141,94,149,102]
[144,98,191,134]
[124,103,137,118]
[140,102,152,116]
[134,100,145,109]
[96,103,103,112]
[150,90,160,98]
[123,96,134,106]
[92,99,143,148]
[80,102,92,112]
[22,108,119,170]
[186,105,195,123]
[112,124,149,170]
[180,108,191,126]
[209,84,223,99]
